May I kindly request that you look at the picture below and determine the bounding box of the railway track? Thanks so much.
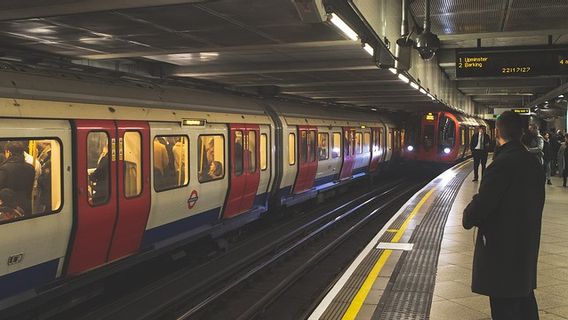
[63,176,427,320]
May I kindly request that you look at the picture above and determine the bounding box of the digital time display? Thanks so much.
[456,47,568,78]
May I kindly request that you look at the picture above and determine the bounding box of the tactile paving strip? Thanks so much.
[372,167,471,320]
[319,182,437,320]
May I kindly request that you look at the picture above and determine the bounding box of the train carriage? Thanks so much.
[0,67,405,308]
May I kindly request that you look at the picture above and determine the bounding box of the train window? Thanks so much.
[88,132,110,206]
[300,131,308,163]
[438,116,456,150]
[317,133,329,161]
[124,132,142,198]
[234,131,244,176]
[461,128,466,146]
[378,128,384,149]
[363,132,371,153]
[199,135,225,183]
[388,131,393,150]
[355,132,363,154]
[423,125,434,149]
[343,131,350,156]
[0,138,62,223]
[260,133,268,171]
[154,135,189,192]
[288,133,296,165]
[332,132,341,158]
[308,131,316,163]
[247,131,257,173]
[400,130,405,149]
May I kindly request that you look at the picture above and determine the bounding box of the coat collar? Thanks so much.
[494,141,523,159]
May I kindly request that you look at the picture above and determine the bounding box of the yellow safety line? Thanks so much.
[340,187,436,320]
[386,229,398,233]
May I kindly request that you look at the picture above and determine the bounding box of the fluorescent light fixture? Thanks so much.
[419,88,427,94]
[330,13,358,41]
[427,93,435,100]
[363,43,374,56]
[388,68,397,74]
[27,27,55,34]
[371,108,377,111]
[545,101,549,104]
[398,74,410,83]
[559,94,565,98]
[410,82,419,90]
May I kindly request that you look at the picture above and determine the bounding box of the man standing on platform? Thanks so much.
[463,111,545,320]
[470,125,490,182]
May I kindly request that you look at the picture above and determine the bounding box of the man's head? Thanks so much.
[477,126,486,134]
[4,141,25,159]
[528,123,539,134]
[544,132,550,140]
[496,111,523,146]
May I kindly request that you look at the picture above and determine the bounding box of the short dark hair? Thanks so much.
[496,111,523,142]
[4,141,25,156]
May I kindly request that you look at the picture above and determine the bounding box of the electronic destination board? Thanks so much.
[455,47,568,78]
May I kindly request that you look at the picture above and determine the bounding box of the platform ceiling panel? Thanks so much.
[0,0,450,113]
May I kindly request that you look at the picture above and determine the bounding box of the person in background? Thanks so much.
[37,141,52,212]
[0,188,24,221]
[470,125,491,182]
[525,124,544,165]
[543,132,553,185]
[550,130,561,176]
[89,143,109,206]
[153,138,169,188]
[559,134,568,187]
[463,111,544,320]
[0,141,35,214]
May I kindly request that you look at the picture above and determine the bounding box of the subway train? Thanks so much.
[403,111,493,163]
[0,67,411,308]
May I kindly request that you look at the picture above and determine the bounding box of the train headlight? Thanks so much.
[443,147,451,154]
[407,145,414,152]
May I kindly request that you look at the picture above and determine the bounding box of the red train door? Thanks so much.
[339,127,355,180]
[224,124,261,218]
[369,127,381,172]
[108,121,151,261]
[67,120,151,275]
[293,126,318,194]
[68,120,118,275]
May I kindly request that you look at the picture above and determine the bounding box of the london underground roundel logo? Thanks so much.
[187,190,199,209]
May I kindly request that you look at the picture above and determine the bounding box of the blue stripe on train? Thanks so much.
[313,174,336,187]
[0,259,59,300]
[141,208,221,249]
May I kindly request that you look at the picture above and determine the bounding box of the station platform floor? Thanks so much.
[309,159,568,320]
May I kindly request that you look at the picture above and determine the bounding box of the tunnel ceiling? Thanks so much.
[410,0,568,111]
[0,0,567,114]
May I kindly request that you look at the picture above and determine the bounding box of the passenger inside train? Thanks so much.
[0,139,59,221]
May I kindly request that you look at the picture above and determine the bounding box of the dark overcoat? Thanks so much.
[463,141,545,297]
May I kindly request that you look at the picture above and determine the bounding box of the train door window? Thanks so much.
[363,132,371,153]
[123,131,142,198]
[355,132,363,154]
[438,116,456,149]
[317,133,329,161]
[154,136,189,191]
[233,131,244,176]
[400,130,405,149]
[288,133,296,165]
[0,138,62,223]
[300,131,308,163]
[247,131,257,173]
[331,132,341,158]
[87,132,110,206]
[343,131,350,156]
[198,135,225,183]
[387,131,393,150]
[308,131,316,162]
[461,128,466,146]
[260,133,268,171]
[423,125,434,148]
